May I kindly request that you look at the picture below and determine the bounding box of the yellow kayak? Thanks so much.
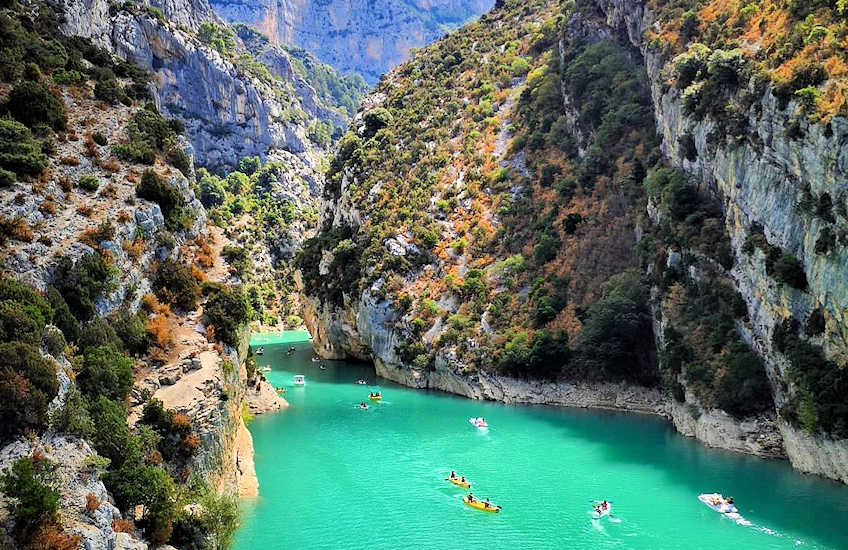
[463,496,500,512]
[369,395,382,401]
[448,477,471,489]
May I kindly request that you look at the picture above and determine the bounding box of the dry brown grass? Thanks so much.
[29,524,80,550]
[85,492,101,513]
[111,519,134,534]
[146,314,173,349]
[122,238,145,261]
[1,217,35,242]
[76,204,94,217]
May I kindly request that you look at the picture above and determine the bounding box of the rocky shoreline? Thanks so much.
[369,358,785,459]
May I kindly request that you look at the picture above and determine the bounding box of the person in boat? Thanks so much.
[460,476,467,483]
[602,500,608,510]
[467,493,475,502]
[726,496,734,505]
[483,498,492,508]
[449,471,457,479]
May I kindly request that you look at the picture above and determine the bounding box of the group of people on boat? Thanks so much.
[256,347,265,356]
[593,500,609,515]
[466,493,495,509]
[286,346,296,356]
[708,495,733,507]
[469,417,488,428]
[448,471,468,484]
[369,391,382,398]
[359,402,369,410]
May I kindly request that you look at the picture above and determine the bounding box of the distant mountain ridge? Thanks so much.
[209,0,494,82]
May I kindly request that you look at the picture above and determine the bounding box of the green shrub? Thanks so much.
[198,22,236,54]
[205,285,251,347]
[78,316,122,351]
[0,300,43,344]
[715,340,773,418]
[571,270,656,384]
[92,131,107,146]
[0,119,49,177]
[45,286,79,343]
[52,253,117,321]
[199,174,226,208]
[89,395,136,467]
[154,258,199,310]
[136,169,192,230]
[77,174,100,192]
[52,69,87,85]
[171,487,240,550]
[78,345,134,402]
[113,310,151,356]
[50,387,93,438]
[0,278,52,324]
[771,252,807,290]
[166,147,191,176]
[0,167,15,187]
[238,156,260,176]
[41,325,66,357]
[0,457,60,538]
[4,81,67,130]
[113,142,156,165]
[0,342,59,440]
[94,78,126,104]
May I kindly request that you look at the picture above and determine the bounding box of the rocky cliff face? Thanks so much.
[590,0,848,484]
[210,0,494,82]
[300,0,848,483]
[59,0,347,171]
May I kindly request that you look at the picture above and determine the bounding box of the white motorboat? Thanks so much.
[698,493,737,514]
[293,374,306,386]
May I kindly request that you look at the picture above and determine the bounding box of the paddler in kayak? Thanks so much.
[449,471,457,480]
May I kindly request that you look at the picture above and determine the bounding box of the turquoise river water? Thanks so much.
[233,337,848,550]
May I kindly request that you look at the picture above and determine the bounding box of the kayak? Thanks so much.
[463,496,500,512]
[591,503,612,520]
[698,493,737,514]
[448,477,471,489]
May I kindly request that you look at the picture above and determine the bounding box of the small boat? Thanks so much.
[256,347,264,356]
[447,476,471,489]
[469,417,488,428]
[356,379,367,385]
[369,393,382,401]
[358,402,369,410]
[463,496,500,513]
[275,387,286,395]
[311,357,320,363]
[293,374,306,386]
[698,493,737,514]
[260,366,271,372]
[591,501,612,520]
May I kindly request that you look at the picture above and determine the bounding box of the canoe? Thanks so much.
[448,477,471,489]
[463,496,500,512]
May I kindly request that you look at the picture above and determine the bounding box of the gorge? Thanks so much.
[0,0,847,549]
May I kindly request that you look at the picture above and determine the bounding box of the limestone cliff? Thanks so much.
[299,0,848,483]
[59,0,350,171]
[210,0,494,83]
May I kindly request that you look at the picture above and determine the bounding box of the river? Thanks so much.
[233,336,848,550]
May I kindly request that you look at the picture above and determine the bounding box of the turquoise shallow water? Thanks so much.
[234,339,848,550]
